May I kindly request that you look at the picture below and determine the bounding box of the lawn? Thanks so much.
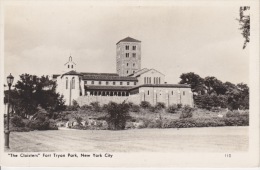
[6,126,248,152]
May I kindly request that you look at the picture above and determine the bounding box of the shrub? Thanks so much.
[180,105,194,119]
[210,107,222,112]
[80,104,92,110]
[11,115,25,127]
[102,104,108,111]
[90,102,102,112]
[26,119,50,130]
[66,105,78,111]
[167,104,178,114]
[72,100,80,108]
[226,110,240,118]
[149,106,158,113]
[177,103,182,109]
[130,104,140,112]
[140,101,151,109]
[155,102,166,110]
[106,102,130,130]
[74,115,83,126]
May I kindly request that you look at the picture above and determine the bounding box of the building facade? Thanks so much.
[53,37,193,107]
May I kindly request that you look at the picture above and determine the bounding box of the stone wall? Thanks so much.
[77,94,141,106]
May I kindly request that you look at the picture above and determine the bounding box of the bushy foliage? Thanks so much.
[130,104,141,112]
[167,104,178,114]
[26,106,58,130]
[90,102,102,112]
[179,72,249,111]
[140,101,151,109]
[155,102,166,110]
[106,101,130,130]
[74,115,83,126]
[226,110,240,118]
[11,115,25,127]
[177,103,182,109]
[80,104,92,110]
[179,105,193,119]
[11,74,65,118]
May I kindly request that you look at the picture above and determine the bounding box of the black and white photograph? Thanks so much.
[0,0,259,168]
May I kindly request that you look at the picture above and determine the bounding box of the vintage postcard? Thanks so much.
[0,0,259,168]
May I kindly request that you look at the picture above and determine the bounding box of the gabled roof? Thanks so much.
[61,70,83,78]
[130,68,165,77]
[116,37,141,45]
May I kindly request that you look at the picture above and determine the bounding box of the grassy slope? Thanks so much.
[6,127,248,152]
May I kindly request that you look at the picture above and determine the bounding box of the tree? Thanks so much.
[13,74,65,117]
[204,76,227,95]
[179,72,205,94]
[238,6,250,49]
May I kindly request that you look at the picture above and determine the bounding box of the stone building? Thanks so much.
[53,37,193,107]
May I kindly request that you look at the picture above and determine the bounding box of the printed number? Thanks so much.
[225,154,231,158]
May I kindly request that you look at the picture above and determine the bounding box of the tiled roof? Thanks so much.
[116,37,141,45]
[82,75,138,81]
[85,85,133,91]
[52,74,60,79]
[80,72,119,77]
[130,84,191,90]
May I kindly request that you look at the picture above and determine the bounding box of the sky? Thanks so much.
[3,2,249,86]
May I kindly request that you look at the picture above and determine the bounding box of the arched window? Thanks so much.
[144,77,146,84]
[72,65,73,69]
[127,63,129,66]
[66,77,68,89]
[159,77,161,84]
[68,65,70,68]
[148,90,149,95]
[127,70,128,74]
[154,77,155,84]
[72,77,75,89]
[133,63,135,67]
[172,91,173,95]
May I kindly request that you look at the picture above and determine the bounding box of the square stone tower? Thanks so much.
[116,37,141,76]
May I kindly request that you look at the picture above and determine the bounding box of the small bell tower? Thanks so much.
[64,55,76,72]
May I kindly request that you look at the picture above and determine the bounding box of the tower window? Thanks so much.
[72,65,73,69]
[125,45,129,50]
[127,82,130,85]
[120,82,123,85]
[183,91,185,95]
[127,70,128,74]
[132,53,136,58]
[127,63,129,66]
[148,90,149,95]
[92,81,94,84]
[113,82,116,85]
[133,63,135,67]
[144,77,146,84]
[99,81,102,85]
[172,91,173,95]
[159,77,161,84]
[126,53,129,58]
[132,46,136,50]
[106,81,109,85]
[68,65,70,68]
[134,82,136,85]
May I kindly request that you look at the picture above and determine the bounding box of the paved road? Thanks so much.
[6,126,248,152]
